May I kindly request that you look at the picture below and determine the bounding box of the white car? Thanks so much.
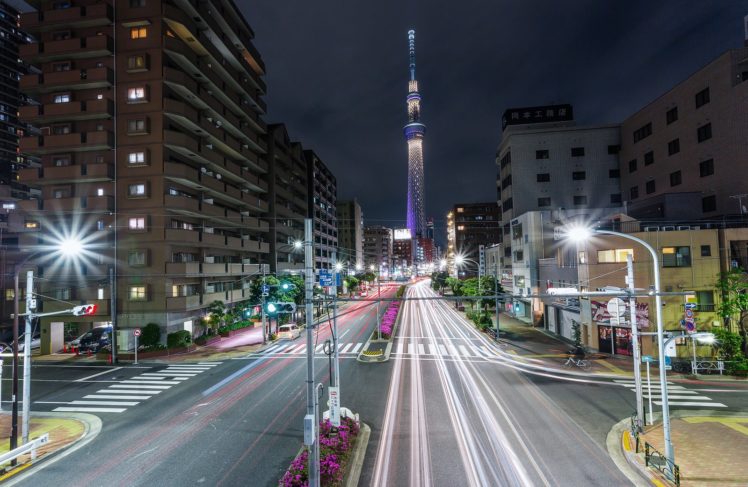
[0,334,41,353]
[277,324,301,340]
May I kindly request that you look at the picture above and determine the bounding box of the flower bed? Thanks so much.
[377,300,401,339]
[280,416,360,487]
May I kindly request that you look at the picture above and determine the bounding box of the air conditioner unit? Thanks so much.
[204,227,214,233]
[644,226,658,232]
[243,144,249,149]
[206,144,214,149]
[200,167,207,173]
[662,226,676,231]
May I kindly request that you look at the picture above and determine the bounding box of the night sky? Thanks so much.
[242,1,747,237]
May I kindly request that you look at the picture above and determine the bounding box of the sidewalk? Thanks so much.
[620,411,748,486]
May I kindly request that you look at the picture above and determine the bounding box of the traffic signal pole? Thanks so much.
[331,254,340,426]
[303,218,320,486]
[261,264,267,345]
[22,271,33,444]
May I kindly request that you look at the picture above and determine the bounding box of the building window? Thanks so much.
[52,93,71,104]
[573,195,587,205]
[537,197,551,207]
[535,149,549,159]
[702,195,716,213]
[607,145,620,155]
[699,159,714,177]
[697,123,712,143]
[52,155,71,166]
[127,118,148,135]
[666,107,678,124]
[52,62,71,72]
[130,27,148,39]
[572,171,586,180]
[97,188,104,196]
[536,173,550,182]
[644,151,654,166]
[129,286,147,300]
[662,246,691,267]
[667,138,680,155]
[52,124,71,135]
[645,180,656,194]
[700,245,711,257]
[128,151,147,165]
[128,183,147,197]
[669,170,682,187]
[128,250,147,266]
[5,289,14,301]
[571,147,585,157]
[597,249,633,263]
[128,217,146,230]
[695,87,710,108]
[127,55,148,71]
[633,122,652,143]
[52,30,72,41]
[628,159,637,172]
[609,169,620,178]
[130,0,146,7]
[25,220,39,229]
[630,186,639,200]
[54,288,71,300]
[127,87,147,103]
[610,193,622,204]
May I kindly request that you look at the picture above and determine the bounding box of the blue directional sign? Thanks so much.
[684,302,697,310]
[641,355,655,363]
[261,284,270,294]
[319,270,333,286]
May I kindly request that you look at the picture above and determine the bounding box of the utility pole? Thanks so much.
[303,218,320,486]
[330,254,340,427]
[627,254,644,429]
[494,259,500,341]
[22,271,33,444]
[261,264,267,345]
[10,271,19,458]
[109,265,117,364]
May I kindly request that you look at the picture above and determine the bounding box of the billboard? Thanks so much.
[501,104,574,130]
[394,228,412,240]
[591,300,650,328]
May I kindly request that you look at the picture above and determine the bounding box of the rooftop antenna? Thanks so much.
[408,29,416,81]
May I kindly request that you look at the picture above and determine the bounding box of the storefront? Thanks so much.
[545,304,580,342]
[597,325,641,356]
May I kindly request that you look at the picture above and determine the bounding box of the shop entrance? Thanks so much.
[597,325,640,356]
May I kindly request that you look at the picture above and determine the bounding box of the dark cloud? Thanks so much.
[241,0,748,235]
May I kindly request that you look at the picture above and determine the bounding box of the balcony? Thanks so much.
[243,240,270,253]
[165,194,200,214]
[166,295,201,311]
[20,131,113,154]
[21,67,113,94]
[21,4,113,32]
[165,228,200,243]
[227,289,246,302]
[166,262,200,277]
[20,35,114,63]
[202,263,227,275]
[202,291,227,303]
[39,195,113,213]
[18,162,113,185]
[200,202,226,219]
[201,232,225,247]
[19,99,113,123]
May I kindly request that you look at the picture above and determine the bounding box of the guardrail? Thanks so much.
[0,433,49,466]
[691,360,725,375]
[645,442,680,486]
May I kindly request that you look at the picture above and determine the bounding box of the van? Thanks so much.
[277,324,301,340]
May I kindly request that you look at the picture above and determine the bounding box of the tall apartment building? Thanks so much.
[17,0,270,339]
[619,45,748,220]
[451,202,501,277]
[363,225,392,272]
[266,124,307,274]
[336,199,362,268]
[305,150,337,270]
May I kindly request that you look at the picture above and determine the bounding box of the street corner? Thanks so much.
[0,411,101,483]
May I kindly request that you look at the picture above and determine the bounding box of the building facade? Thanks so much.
[452,202,501,277]
[404,29,426,244]
[266,124,307,274]
[363,225,393,273]
[619,46,748,220]
[305,150,337,271]
[336,199,363,268]
[17,0,270,340]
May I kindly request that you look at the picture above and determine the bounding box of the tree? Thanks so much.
[430,272,448,293]
[344,276,359,296]
[459,276,501,311]
[445,277,462,296]
[716,268,748,354]
[206,300,226,333]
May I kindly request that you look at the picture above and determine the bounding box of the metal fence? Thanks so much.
[645,442,680,486]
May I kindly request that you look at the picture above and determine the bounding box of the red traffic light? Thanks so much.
[72,304,98,316]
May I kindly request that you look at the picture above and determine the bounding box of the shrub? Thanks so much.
[396,285,406,298]
[166,330,192,349]
[141,323,161,348]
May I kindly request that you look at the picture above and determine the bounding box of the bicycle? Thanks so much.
[562,354,591,370]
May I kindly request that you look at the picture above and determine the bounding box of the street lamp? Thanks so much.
[566,225,676,473]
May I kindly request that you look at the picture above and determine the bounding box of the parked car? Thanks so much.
[77,326,113,353]
[277,324,301,340]
[359,290,368,297]
[0,332,40,353]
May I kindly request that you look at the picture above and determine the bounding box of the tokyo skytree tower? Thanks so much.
[404,29,426,240]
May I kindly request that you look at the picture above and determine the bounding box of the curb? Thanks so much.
[344,422,370,487]
[2,412,102,486]
[357,302,402,364]
[606,417,652,487]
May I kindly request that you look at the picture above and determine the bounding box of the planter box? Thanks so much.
[195,335,222,346]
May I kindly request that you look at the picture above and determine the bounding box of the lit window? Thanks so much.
[97,188,104,196]
[597,249,633,263]
[128,183,146,197]
[130,27,148,39]
[53,93,71,104]
[25,221,39,229]
[578,251,587,264]
[97,94,104,100]
[5,289,14,301]
[128,217,146,230]
[128,151,146,164]
[127,87,147,102]
[129,286,147,300]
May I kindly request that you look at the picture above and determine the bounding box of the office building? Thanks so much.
[363,225,393,273]
[336,199,363,268]
[451,202,501,277]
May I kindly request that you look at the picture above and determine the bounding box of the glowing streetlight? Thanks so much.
[369,264,376,272]
[355,263,362,272]
[334,262,343,272]
[57,237,84,258]
[293,240,303,250]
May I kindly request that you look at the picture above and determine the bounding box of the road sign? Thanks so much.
[261,284,270,294]
[133,328,141,337]
[685,309,694,319]
[607,298,627,317]
[329,386,340,427]
[319,270,333,287]
[641,355,655,363]
[686,321,696,333]
[684,302,697,310]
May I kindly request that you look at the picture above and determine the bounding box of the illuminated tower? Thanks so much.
[404,29,426,248]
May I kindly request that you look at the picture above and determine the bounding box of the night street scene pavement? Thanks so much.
[2,1,748,486]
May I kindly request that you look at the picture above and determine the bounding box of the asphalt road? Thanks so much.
[4,286,397,486]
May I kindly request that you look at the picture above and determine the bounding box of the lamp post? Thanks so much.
[567,226,675,473]
[370,264,381,339]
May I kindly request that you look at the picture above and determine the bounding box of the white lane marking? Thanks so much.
[262,344,280,354]
[196,362,222,365]
[121,380,180,385]
[352,343,362,353]
[439,344,448,356]
[173,377,189,381]
[654,401,727,407]
[163,368,206,372]
[645,395,713,401]
[396,342,404,355]
[292,345,306,354]
[142,372,196,377]
[110,384,172,390]
[167,364,214,367]
[339,329,351,340]
[74,367,124,382]
[97,389,161,395]
[129,376,165,380]
[69,400,140,406]
[425,343,435,355]
[53,407,127,413]
[84,395,151,400]
[339,343,353,354]
[458,345,471,357]
[417,343,425,356]
[315,344,324,353]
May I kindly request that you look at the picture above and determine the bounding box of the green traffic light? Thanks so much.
[267,303,277,313]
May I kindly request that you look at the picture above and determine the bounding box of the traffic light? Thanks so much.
[280,282,296,291]
[266,302,278,314]
[266,302,296,314]
[72,304,98,316]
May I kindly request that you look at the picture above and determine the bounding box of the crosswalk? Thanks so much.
[255,340,496,360]
[49,362,222,414]
[613,378,727,408]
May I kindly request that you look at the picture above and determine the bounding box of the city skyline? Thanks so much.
[244,0,747,232]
